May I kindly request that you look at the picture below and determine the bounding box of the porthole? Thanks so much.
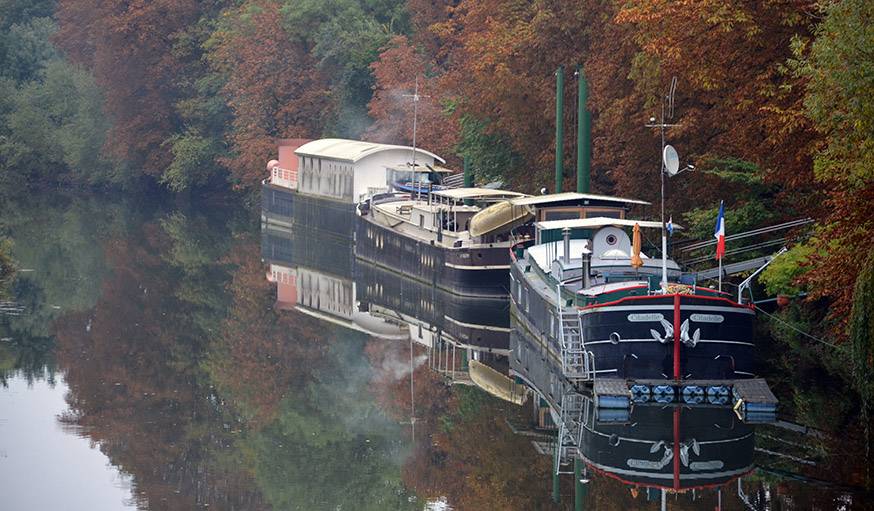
[610,332,621,344]
[606,234,618,245]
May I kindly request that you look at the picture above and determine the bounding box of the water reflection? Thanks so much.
[0,194,869,510]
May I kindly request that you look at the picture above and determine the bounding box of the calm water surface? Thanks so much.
[0,193,869,510]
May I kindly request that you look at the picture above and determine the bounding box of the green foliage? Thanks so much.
[0,237,15,299]
[166,12,232,192]
[0,0,55,31]
[796,0,874,186]
[0,59,128,187]
[456,114,521,183]
[2,17,58,82]
[849,247,874,400]
[760,241,817,296]
[703,158,766,189]
[161,130,225,191]
[280,0,408,138]
[682,200,774,242]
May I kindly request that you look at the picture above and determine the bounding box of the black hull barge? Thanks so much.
[356,187,528,298]
[355,213,516,298]
[508,194,777,420]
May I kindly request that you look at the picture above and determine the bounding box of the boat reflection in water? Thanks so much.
[512,325,757,509]
[261,215,520,401]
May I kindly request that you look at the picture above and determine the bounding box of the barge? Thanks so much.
[508,193,777,416]
[355,187,528,297]
[262,138,445,239]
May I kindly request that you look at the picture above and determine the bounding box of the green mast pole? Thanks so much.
[574,457,587,511]
[576,65,591,194]
[463,157,473,205]
[555,66,565,194]
[552,459,560,503]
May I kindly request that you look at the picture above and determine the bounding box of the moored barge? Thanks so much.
[508,193,777,414]
[355,187,528,297]
[262,138,445,239]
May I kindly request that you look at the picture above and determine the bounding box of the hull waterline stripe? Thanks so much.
[444,262,512,270]
[696,340,756,347]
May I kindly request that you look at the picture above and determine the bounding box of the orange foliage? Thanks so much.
[207,0,329,189]
[208,237,326,424]
[365,339,557,509]
[54,0,202,175]
[802,184,874,327]
[52,225,265,510]
[365,36,458,163]
[614,0,820,199]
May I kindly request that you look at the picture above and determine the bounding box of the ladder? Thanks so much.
[556,284,595,382]
[553,391,589,475]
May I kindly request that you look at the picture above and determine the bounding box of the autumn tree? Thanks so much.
[54,0,215,182]
[366,35,458,161]
[205,0,328,189]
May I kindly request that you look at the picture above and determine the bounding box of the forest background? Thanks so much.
[0,1,871,412]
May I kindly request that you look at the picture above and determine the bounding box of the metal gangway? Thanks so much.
[556,284,596,383]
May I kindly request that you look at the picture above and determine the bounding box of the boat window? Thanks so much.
[582,207,624,219]
[419,214,424,228]
[541,207,584,221]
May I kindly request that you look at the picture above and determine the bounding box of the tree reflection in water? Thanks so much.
[0,194,870,510]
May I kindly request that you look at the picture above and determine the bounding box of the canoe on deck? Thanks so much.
[469,201,533,237]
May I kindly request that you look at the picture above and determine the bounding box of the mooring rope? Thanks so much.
[753,304,844,350]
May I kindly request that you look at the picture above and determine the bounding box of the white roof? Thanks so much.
[527,239,591,272]
[511,192,650,207]
[432,188,527,200]
[534,217,682,230]
[295,138,445,164]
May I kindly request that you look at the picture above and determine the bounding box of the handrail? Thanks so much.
[677,218,812,252]
[737,247,788,303]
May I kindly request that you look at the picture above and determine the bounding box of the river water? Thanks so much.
[0,193,869,510]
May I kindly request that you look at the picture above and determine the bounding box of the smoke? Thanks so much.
[363,86,414,145]
[378,345,429,380]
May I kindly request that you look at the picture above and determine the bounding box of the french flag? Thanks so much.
[714,200,726,260]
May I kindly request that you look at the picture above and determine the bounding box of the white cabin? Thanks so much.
[293,138,445,203]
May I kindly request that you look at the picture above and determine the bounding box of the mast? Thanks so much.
[404,77,428,199]
[645,77,679,290]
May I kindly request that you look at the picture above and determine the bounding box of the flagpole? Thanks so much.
[718,257,722,293]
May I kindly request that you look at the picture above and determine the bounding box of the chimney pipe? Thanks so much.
[576,65,591,194]
[563,227,571,263]
[581,250,591,289]
[555,66,565,194]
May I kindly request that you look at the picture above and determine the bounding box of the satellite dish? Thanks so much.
[663,145,680,176]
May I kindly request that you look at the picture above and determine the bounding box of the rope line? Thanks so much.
[754,304,844,350]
